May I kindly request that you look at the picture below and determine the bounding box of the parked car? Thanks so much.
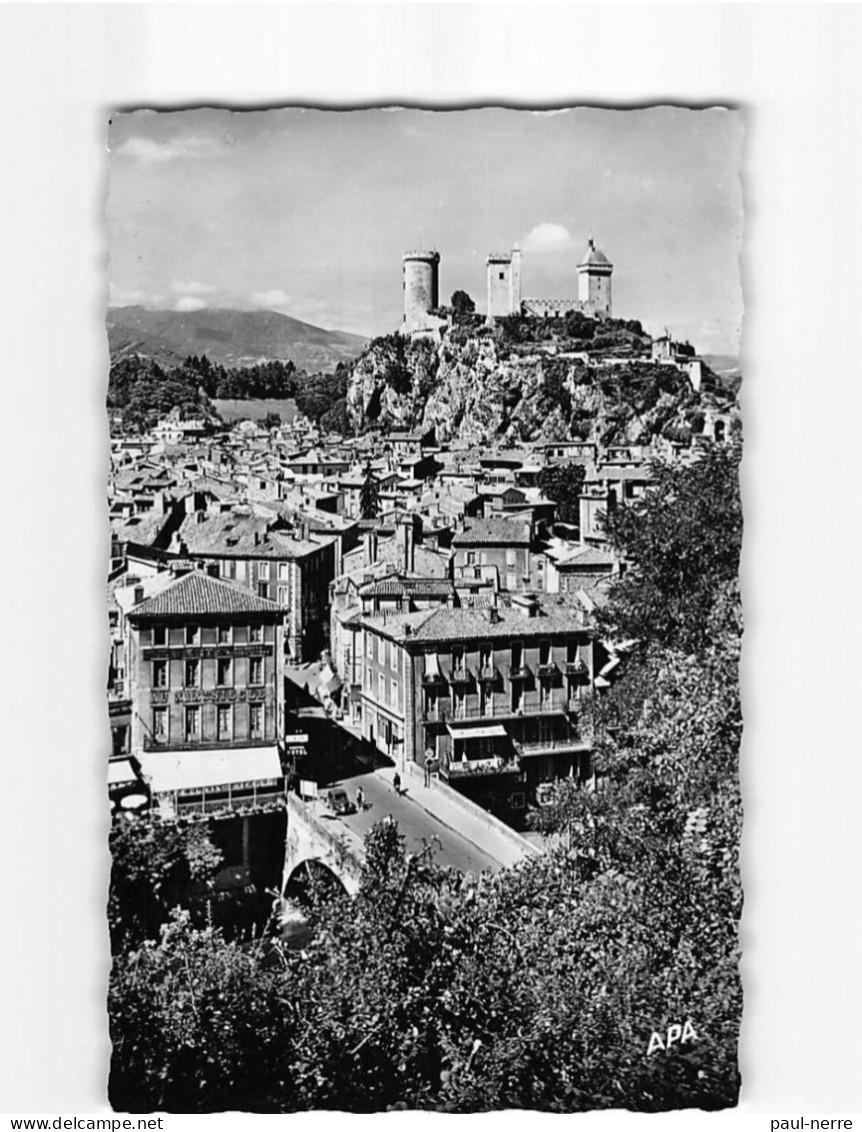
[326,787,355,815]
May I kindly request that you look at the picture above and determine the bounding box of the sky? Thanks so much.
[108,106,744,354]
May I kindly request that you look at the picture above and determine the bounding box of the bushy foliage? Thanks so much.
[599,443,742,654]
[107,357,218,433]
[108,815,224,952]
[538,462,586,523]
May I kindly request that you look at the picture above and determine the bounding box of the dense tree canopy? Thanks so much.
[598,443,742,653]
[538,461,586,524]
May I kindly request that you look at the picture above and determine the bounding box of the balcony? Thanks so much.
[421,670,446,686]
[478,664,497,682]
[536,662,558,678]
[443,755,521,779]
[513,736,591,757]
[448,666,472,685]
[565,659,588,677]
[508,664,530,680]
[422,703,451,722]
[143,736,276,753]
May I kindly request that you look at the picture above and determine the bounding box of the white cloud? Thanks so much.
[522,223,574,251]
[170,280,216,295]
[250,289,292,309]
[174,296,207,312]
[114,135,226,164]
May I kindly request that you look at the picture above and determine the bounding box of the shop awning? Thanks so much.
[138,746,283,795]
[424,653,440,677]
[446,724,508,741]
[107,758,137,787]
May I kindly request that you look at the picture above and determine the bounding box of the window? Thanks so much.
[392,643,399,673]
[152,707,167,739]
[466,551,476,565]
[152,660,168,688]
[391,679,399,710]
[217,658,232,686]
[217,625,232,644]
[250,624,263,644]
[539,640,551,666]
[258,562,270,580]
[249,703,263,739]
[278,586,289,605]
[222,559,237,580]
[184,705,200,740]
[185,659,200,687]
[249,657,263,685]
[506,549,517,566]
[378,673,385,704]
[216,704,232,741]
[186,625,199,645]
[278,562,289,580]
[366,633,373,659]
[152,625,166,646]
[499,271,505,280]
[257,583,269,599]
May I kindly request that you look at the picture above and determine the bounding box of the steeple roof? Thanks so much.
[578,238,612,268]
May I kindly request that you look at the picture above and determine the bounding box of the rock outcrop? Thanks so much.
[345,325,739,448]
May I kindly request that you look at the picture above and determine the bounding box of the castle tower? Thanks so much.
[486,245,522,320]
[402,250,440,329]
[577,238,613,316]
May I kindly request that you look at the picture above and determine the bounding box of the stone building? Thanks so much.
[345,594,600,823]
[125,568,288,818]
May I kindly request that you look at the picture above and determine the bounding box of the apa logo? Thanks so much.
[646,1019,699,1055]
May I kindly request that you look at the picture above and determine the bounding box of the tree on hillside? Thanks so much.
[359,463,380,520]
[538,463,586,524]
[598,443,742,653]
[450,290,476,324]
[262,412,282,431]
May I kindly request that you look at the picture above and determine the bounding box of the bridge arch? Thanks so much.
[283,857,350,902]
[282,792,364,898]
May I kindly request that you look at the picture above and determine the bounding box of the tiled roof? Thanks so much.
[129,571,283,619]
[359,576,455,598]
[557,545,616,568]
[356,596,591,646]
[452,519,531,546]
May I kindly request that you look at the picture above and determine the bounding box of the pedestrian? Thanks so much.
[356,785,365,811]
[393,770,401,794]
[424,747,435,787]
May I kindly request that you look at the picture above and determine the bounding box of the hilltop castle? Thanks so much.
[402,239,614,333]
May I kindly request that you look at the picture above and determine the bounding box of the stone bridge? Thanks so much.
[282,791,365,897]
[281,764,539,899]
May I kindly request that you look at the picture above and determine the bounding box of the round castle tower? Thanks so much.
[402,250,440,329]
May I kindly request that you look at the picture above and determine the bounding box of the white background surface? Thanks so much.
[1,2,860,1123]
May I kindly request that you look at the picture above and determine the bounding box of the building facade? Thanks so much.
[349,595,599,824]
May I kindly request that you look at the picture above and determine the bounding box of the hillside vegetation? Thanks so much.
[346,317,739,447]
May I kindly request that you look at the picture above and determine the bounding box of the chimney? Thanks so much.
[398,519,414,573]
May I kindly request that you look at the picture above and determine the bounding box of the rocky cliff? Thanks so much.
[345,324,740,448]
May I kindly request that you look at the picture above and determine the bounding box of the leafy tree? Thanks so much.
[262,412,282,430]
[538,462,586,524]
[450,290,476,324]
[108,815,223,952]
[598,443,742,653]
[359,463,380,520]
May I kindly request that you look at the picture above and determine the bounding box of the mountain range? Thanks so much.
[107,306,368,372]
